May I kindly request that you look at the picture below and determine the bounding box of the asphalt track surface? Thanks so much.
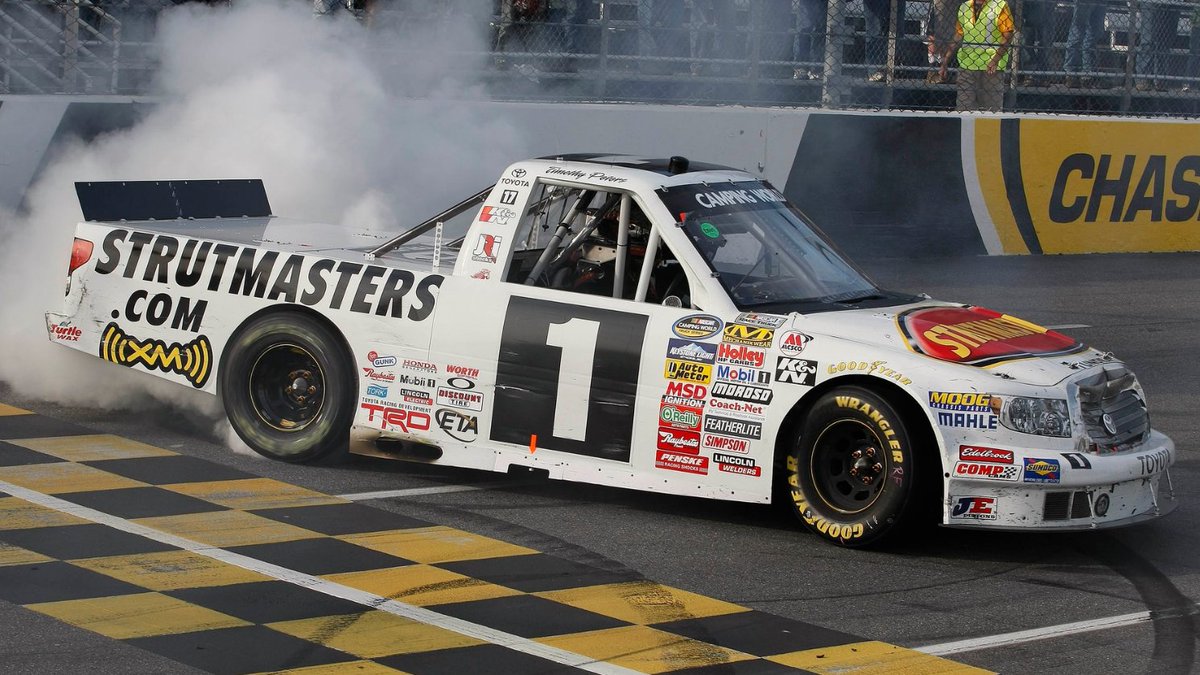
[3,251,1199,674]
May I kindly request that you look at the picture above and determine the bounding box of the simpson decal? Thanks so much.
[898,306,1084,367]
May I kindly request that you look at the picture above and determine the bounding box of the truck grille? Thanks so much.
[1075,366,1149,452]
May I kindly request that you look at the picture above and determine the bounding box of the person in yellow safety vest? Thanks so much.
[938,0,1014,111]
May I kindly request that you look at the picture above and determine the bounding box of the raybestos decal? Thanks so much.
[898,306,1084,367]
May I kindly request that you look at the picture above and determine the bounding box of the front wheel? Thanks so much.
[220,313,355,463]
[785,386,920,547]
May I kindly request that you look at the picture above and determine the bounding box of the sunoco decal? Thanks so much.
[1023,458,1061,484]
[898,306,1083,367]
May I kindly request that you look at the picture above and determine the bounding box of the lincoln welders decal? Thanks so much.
[898,306,1084,367]
[100,322,211,387]
[93,230,441,321]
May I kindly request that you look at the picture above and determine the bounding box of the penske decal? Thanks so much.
[898,306,1083,367]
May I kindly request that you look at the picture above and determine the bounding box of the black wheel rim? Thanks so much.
[249,343,325,432]
[808,419,888,514]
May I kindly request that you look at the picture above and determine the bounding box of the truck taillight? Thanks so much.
[68,238,93,274]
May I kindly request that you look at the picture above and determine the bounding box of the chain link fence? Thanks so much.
[2,0,1198,116]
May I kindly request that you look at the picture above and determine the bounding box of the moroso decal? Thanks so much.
[673,314,722,339]
[93,231,441,321]
[898,306,1084,367]
[100,322,211,388]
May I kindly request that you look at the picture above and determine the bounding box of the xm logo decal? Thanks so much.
[100,322,212,387]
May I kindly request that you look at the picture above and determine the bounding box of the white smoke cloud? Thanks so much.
[0,0,524,444]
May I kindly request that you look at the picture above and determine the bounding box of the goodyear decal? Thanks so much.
[100,322,211,387]
[899,306,1084,367]
[977,118,1200,254]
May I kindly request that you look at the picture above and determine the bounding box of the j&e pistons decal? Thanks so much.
[1024,458,1061,484]
[953,462,1020,482]
[673,314,722,339]
[898,306,1084,367]
[722,323,774,348]
[951,496,998,520]
[94,231,441,321]
[100,322,211,388]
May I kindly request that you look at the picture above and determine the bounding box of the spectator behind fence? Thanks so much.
[926,0,957,83]
[690,0,740,76]
[494,0,547,78]
[639,0,689,75]
[1135,2,1181,91]
[1018,0,1056,86]
[796,0,829,80]
[1063,0,1105,87]
[865,0,907,81]
[313,0,368,18]
[941,0,1014,111]
[1187,4,1200,92]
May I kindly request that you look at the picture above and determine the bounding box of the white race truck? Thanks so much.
[47,154,1176,546]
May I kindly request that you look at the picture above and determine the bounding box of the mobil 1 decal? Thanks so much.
[492,296,647,462]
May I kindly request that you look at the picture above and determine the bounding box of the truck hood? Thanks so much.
[797,302,1099,387]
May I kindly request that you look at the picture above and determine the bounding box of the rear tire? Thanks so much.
[220,313,355,463]
[785,386,919,547]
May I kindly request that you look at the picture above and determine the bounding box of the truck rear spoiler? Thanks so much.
[75,179,272,222]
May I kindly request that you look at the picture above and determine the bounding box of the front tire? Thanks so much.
[220,312,355,463]
[785,386,919,547]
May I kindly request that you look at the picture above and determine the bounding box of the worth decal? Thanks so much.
[898,306,1084,367]
[100,322,211,388]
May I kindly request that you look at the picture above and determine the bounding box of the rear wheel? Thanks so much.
[220,313,355,463]
[785,386,919,547]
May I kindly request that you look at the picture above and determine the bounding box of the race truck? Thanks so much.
[47,154,1177,547]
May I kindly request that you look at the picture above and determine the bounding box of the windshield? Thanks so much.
[658,181,890,311]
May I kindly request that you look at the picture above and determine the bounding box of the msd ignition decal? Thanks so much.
[1024,458,1061,484]
[673,314,722,339]
[930,392,997,430]
[100,323,211,388]
[360,401,430,433]
[716,343,764,368]
[666,339,717,364]
[778,331,812,356]
[436,409,478,443]
[479,206,516,225]
[49,321,82,343]
[722,323,774,348]
[662,382,707,408]
[898,306,1084,367]
[951,497,998,521]
[472,234,503,264]
[734,312,787,329]
[953,462,1019,482]
[713,453,760,477]
[775,357,817,386]
[656,428,700,454]
[93,231,441,321]
[959,445,1014,463]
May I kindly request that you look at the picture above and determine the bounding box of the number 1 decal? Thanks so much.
[493,296,648,462]
[545,318,600,440]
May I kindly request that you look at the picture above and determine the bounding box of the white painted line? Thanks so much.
[1045,324,1091,330]
[960,117,1005,256]
[916,610,1155,656]
[0,478,638,675]
[338,483,502,501]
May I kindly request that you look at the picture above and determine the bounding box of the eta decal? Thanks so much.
[436,409,478,442]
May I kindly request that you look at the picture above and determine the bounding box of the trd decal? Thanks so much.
[100,322,211,387]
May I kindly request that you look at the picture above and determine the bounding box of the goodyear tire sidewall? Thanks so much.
[787,386,915,547]
[220,313,353,463]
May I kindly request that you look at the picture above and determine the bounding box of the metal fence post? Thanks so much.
[822,0,848,107]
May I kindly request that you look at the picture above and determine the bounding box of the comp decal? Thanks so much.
[898,306,1084,367]
[94,230,441,321]
[100,322,211,388]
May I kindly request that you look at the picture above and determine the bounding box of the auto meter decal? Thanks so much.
[898,306,1084,367]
